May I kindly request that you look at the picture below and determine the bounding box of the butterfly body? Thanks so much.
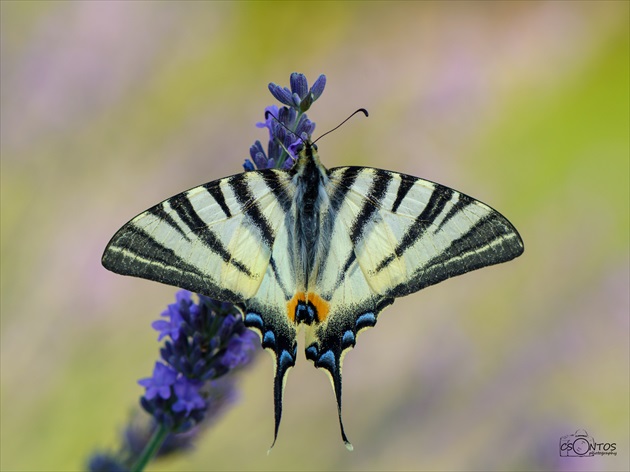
[292,143,329,288]
[102,141,523,450]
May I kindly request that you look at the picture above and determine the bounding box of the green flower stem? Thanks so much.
[130,423,170,472]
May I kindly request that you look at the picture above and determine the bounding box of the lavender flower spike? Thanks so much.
[244,73,326,171]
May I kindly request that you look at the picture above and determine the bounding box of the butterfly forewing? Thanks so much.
[102,170,295,303]
[326,167,523,298]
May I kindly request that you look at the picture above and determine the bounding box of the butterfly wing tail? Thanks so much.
[305,343,353,450]
[268,346,296,452]
[244,308,297,451]
[331,359,354,451]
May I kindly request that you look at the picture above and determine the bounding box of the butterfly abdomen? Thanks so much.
[293,144,330,287]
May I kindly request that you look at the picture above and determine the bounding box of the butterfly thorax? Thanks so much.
[292,143,329,291]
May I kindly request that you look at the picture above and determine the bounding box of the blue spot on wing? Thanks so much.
[342,330,355,347]
[278,350,295,370]
[245,312,263,329]
[305,345,318,361]
[356,312,376,330]
[317,350,336,370]
[263,330,276,346]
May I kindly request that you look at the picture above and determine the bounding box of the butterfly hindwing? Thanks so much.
[240,178,300,450]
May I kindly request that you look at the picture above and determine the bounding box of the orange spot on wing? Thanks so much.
[308,292,329,322]
[286,293,303,323]
[286,292,330,323]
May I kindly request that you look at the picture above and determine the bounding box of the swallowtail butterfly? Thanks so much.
[103,135,523,450]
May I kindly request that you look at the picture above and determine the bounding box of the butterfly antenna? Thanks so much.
[313,108,369,145]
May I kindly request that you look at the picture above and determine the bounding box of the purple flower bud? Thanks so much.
[292,92,302,107]
[268,83,294,106]
[242,159,255,171]
[310,74,326,100]
[290,72,309,100]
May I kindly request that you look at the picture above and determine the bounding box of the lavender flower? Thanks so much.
[140,291,258,433]
[138,363,177,400]
[172,379,207,416]
[268,72,326,112]
[151,292,187,341]
[244,72,324,171]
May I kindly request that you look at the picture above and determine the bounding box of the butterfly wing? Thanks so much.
[102,170,294,303]
[303,166,524,447]
[338,167,525,297]
[102,169,301,448]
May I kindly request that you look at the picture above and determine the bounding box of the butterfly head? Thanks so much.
[293,139,327,176]
[294,139,317,159]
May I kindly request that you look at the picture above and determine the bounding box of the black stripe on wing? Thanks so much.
[328,167,361,212]
[146,205,190,241]
[375,185,453,273]
[261,170,293,213]
[204,180,232,218]
[229,174,276,247]
[103,225,201,276]
[349,171,392,244]
[313,167,361,289]
[101,225,243,302]
[434,191,476,232]
[391,174,415,213]
[390,210,523,297]
[269,255,292,300]
[168,193,253,277]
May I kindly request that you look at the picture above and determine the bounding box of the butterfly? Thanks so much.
[102,139,524,450]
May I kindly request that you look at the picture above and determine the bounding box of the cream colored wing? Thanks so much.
[103,167,304,450]
[102,169,295,304]
[302,165,524,449]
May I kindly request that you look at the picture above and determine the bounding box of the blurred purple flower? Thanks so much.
[171,378,206,416]
[138,290,259,435]
[87,454,127,472]
[152,305,184,341]
[222,331,259,369]
[138,362,177,400]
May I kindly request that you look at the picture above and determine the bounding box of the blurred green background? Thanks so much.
[1,1,628,471]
